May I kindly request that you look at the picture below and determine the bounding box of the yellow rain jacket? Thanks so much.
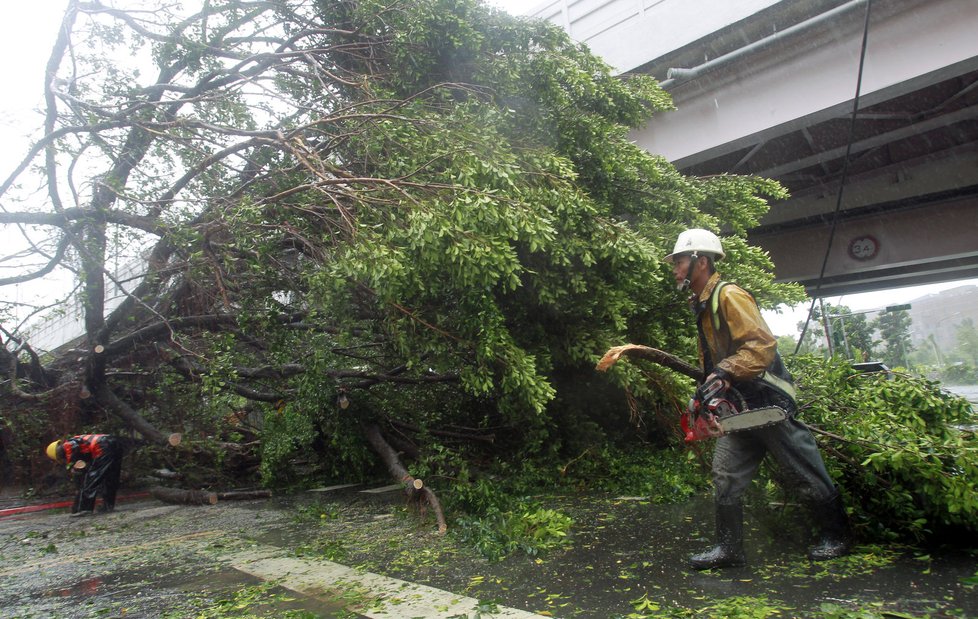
[695,272,776,381]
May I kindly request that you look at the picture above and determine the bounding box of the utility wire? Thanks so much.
[794,0,874,355]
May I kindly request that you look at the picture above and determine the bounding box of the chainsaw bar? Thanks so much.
[717,405,787,433]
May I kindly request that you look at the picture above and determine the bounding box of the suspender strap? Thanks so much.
[757,370,797,401]
[709,281,727,333]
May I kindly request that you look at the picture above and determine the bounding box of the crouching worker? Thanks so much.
[46,434,124,517]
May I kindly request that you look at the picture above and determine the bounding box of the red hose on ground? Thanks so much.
[0,492,149,519]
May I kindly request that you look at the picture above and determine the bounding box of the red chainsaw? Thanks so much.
[681,377,787,442]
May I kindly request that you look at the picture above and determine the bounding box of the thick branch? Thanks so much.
[364,423,447,534]
[0,208,165,235]
[150,486,217,506]
[166,355,286,403]
[104,314,241,355]
[95,383,169,445]
[388,418,495,444]
[596,344,703,381]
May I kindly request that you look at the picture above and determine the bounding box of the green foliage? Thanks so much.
[824,303,876,360]
[165,582,322,619]
[294,537,349,563]
[558,446,708,503]
[455,502,573,561]
[624,594,791,619]
[259,404,320,487]
[5,0,806,494]
[872,309,914,369]
[942,362,978,385]
[691,595,790,619]
[954,318,978,366]
[437,445,705,561]
[434,458,575,562]
[776,334,799,358]
[290,0,804,446]
[788,355,978,541]
[754,544,900,582]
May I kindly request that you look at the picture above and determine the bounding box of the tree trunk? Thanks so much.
[95,384,179,446]
[216,489,272,501]
[149,486,218,505]
[364,423,447,534]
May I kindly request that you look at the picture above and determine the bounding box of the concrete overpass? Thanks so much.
[528,0,978,297]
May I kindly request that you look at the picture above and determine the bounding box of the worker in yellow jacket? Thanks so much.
[665,228,851,569]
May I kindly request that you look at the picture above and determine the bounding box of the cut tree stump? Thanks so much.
[364,423,447,534]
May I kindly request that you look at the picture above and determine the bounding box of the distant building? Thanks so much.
[907,285,978,357]
[24,254,148,352]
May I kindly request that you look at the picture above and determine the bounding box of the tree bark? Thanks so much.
[149,486,218,505]
[216,489,272,501]
[95,384,173,445]
[364,423,447,534]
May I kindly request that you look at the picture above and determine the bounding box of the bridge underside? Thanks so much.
[625,0,978,297]
[704,67,978,297]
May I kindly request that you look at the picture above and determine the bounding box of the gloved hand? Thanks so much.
[696,372,729,402]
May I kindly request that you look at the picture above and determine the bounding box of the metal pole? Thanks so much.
[820,298,834,357]
[839,316,852,360]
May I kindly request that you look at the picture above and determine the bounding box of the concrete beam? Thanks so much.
[629,0,978,167]
[527,0,783,74]
[763,145,978,226]
[749,195,978,295]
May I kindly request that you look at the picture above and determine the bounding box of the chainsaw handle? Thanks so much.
[696,374,727,402]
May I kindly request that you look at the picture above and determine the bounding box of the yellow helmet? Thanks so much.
[45,440,62,462]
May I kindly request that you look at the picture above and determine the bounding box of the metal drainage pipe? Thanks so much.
[661,0,869,88]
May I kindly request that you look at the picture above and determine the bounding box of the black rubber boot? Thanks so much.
[690,503,746,570]
[808,493,852,561]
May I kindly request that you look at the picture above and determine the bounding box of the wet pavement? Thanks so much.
[1,487,976,618]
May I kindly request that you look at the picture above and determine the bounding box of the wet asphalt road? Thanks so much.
[1,488,976,618]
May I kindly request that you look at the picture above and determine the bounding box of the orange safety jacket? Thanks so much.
[62,434,110,466]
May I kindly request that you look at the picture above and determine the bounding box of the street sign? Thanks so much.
[884,304,911,312]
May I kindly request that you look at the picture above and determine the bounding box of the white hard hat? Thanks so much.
[664,228,725,262]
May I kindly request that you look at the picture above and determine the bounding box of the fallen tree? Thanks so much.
[1,0,802,530]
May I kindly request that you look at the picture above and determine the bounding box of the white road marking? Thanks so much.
[228,545,552,618]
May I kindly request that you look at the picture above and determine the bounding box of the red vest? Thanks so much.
[62,434,108,464]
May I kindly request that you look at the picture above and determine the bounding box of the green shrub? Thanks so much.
[455,501,573,561]
[788,355,978,542]
[941,362,978,385]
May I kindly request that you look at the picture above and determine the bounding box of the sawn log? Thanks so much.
[149,486,217,505]
[149,487,273,505]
